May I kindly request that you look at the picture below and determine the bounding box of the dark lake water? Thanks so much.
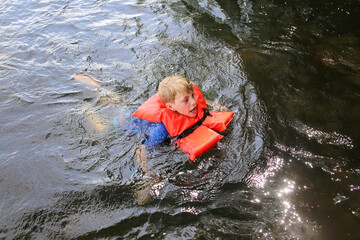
[1,0,359,239]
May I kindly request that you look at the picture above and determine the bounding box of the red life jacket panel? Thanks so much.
[176,125,223,161]
[203,111,234,132]
[133,84,234,160]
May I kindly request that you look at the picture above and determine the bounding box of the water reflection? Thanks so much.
[276,179,305,234]
[249,156,284,189]
[297,122,354,148]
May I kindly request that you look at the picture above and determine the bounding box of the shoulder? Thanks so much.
[133,93,165,122]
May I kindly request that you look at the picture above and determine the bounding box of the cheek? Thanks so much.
[181,104,190,112]
[182,104,189,111]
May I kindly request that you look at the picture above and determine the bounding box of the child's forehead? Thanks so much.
[174,90,193,99]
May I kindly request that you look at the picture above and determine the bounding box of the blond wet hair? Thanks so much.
[158,76,194,104]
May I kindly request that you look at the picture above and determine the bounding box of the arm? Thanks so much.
[74,73,101,88]
[73,73,122,104]
[205,99,229,112]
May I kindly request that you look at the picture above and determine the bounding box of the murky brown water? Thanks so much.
[1,0,359,239]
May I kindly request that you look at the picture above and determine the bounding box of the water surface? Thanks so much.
[0,0,359,239]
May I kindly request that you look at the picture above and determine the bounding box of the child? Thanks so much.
[133,76,234,161]
[74,74,233,160]
[74,74,234,204]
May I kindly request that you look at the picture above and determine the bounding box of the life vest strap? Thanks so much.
[172,108,212,140]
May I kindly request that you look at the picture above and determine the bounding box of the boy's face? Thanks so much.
[166,91,197,117]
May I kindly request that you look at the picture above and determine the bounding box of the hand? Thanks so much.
[206,99,229,112]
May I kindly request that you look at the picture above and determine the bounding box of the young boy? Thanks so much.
[74,74,233,204]
[74,74,232,159]
[133,76,234,161]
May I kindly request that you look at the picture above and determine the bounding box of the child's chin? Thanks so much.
[188,112,197,117]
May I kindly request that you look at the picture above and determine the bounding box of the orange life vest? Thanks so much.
[133,84,234,160]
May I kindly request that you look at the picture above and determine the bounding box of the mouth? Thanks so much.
[190,106,197,113]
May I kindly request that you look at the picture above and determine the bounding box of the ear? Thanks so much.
[166,102,175,111]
